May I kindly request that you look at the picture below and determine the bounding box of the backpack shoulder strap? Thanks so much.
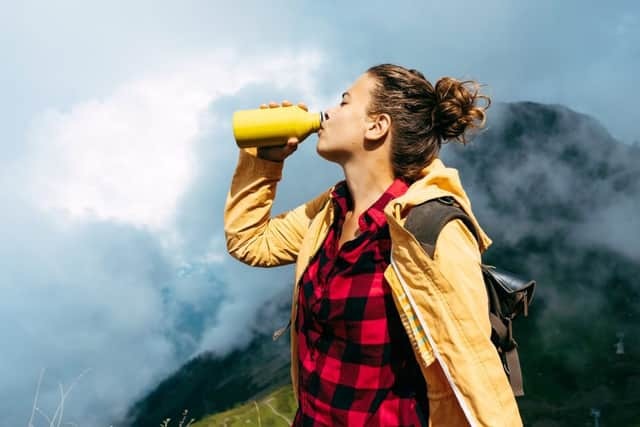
[404,195,528,397]
[404,196,479,258]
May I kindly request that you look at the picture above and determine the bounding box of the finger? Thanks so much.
[286,139,299,152]
[287,137,299,144]
[298,102,308,111]
[286,143,298,156]
[282,100,292,107]
[268,101,278,108]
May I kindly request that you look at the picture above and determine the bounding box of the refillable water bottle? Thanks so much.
[232,105,324,148]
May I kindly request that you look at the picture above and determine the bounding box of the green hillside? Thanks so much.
[192,385,295,427]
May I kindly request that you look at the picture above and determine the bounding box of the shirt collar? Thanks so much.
[330,177,409,232]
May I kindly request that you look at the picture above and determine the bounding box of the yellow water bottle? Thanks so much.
[232,105,324,148]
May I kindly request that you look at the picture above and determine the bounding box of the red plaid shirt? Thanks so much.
[293,178,429,427]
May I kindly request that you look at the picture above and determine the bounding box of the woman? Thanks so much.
[224,64,522,426]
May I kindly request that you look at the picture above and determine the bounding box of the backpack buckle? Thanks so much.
[437,196,455,205]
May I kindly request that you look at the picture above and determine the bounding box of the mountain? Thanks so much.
[120,285,292,427]
[120,101,640,427]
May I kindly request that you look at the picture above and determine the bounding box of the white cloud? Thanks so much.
[22,49,324,233]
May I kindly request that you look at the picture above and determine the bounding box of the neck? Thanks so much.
[342,156,395,215]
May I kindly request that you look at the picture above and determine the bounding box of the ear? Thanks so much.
[365,113,391,141]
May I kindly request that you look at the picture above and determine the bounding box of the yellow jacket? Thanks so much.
[224,148,523,426]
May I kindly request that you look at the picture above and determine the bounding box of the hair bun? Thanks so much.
[431,77,491,144]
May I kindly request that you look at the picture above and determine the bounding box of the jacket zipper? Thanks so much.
[390,252,478,427]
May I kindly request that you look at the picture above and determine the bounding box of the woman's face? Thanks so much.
[316,72,378,164]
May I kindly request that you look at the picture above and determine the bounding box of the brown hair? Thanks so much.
[366,64,491,182]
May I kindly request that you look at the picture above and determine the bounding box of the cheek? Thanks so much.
[333,111,354,131]
[324,110,362,146]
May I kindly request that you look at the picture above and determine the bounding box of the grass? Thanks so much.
[26,367,296,427]
[159,409,196,427]
[28,367,92,427]
[191,385,296,427]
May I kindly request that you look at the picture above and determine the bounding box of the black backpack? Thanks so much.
[404,195,536,397]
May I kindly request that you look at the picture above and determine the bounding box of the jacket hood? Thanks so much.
[384,157,493,253]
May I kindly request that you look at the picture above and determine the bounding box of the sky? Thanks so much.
[1,1,638,426]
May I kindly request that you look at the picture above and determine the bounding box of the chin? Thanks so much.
[316,141,347,164]
[316,141,332,161]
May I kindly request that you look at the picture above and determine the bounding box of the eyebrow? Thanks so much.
[341,91,351,99]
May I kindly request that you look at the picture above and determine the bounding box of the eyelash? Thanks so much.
[340,101,346,106]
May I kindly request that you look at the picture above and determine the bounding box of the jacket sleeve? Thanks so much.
[428,218,522,426]
[224,148,331,268]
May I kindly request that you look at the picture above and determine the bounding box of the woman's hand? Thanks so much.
[256,100,308,162]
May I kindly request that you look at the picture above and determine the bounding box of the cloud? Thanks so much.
[0,49,336,427]
[20,50,313,230]
[0,195,178,427]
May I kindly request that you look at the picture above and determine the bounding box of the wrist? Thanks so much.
[239,148,284,178]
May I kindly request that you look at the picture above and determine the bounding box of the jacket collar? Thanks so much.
[382,157,493,254]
